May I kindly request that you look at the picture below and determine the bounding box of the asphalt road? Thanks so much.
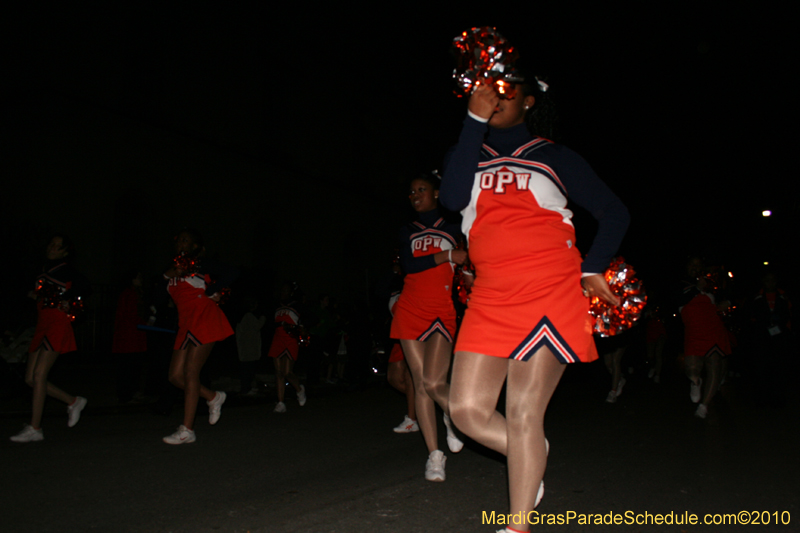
[2,360,798,533]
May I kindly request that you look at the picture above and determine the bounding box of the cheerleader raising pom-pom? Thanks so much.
[443,25,630,522]
[162,229,237,445]
[11,234,90,443]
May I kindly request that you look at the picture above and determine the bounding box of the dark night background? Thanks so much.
[4,5,797,319]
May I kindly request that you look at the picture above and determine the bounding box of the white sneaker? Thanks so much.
[605,391,617,403]
[534,480,545,508]
[67,397,87,427]
[425,450,446,482]
[10,424,43,443]
[274,401,287,413]
[690,378,702,403]
[443,413,464,453]
[297,385,307,406]
[163,425,196,444]
[207,391,226,425]
[615,376,626,397]
[545,438,550,457]
[695,403,708,419]
[393,415,419,433]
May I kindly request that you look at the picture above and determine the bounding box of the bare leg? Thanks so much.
[402,362,416,420]
[701,352,721,405]
[26,348,77,428]
[402,338,445,453]
[420,334,455,413]
[387,360,405,391]
[506,348,566,529]
[273,357,286,403]
[449,351,509,453]
[388,360,417,420]
[168,343,216,430]
[685,355,703,386]
[168,349,189,390]
[280,356,301,392]
[450,348,565,532]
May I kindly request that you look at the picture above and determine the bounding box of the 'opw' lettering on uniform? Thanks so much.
[480,170,533,194]
[413,237,442,252]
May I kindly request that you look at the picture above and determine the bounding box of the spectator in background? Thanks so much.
[236,296,266,396]
[112,270,148,404]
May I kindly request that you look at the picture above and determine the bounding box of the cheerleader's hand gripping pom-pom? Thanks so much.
[588,257,647,337]
[452,27,522,99]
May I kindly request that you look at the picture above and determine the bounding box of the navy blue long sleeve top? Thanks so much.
[441,116,629,274]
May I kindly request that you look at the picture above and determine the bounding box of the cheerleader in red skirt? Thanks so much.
[267,281,307,413]
[162,229,237,444]
[679,256,731,419]
[442,77,628,530]
[390,173,467,481]
[11,234,90,443]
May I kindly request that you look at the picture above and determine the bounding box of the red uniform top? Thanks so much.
[167,272,233,350]
[399,212,459,302]
[29,261,88,354]
[390,209,460,343]
[681,292,731,357]
[267,304,301,360]
[168,272,213,306]
[440,120,628,363]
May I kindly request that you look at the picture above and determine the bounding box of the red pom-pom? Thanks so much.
[174,252,200,273]
[66,296,84,322]
[215,287,231,306]
[283,323,310,347]
[36,280,64,309]
[588,257,647,337]
[452,27,522,99]
[35,279,84,321]
[455,262,474,305]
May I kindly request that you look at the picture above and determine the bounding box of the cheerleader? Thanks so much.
[162,229,236,444]
[441,76,628,530]
[679,256,730,419]
[10,234,89,443]
[267,281,307,413]
[389,173,466,482]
